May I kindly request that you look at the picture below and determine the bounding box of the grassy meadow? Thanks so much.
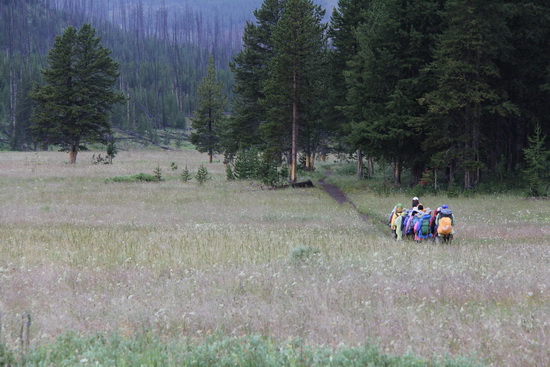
[0,150,548,366]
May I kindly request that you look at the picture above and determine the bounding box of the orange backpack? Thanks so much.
[438,216,453,235]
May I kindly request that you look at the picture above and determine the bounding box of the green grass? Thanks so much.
[13,333,480,367]
[0,151,548,366]
[105,173,160,182]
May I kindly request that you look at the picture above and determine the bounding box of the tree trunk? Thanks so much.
[357,149,363,179]
[69,144,79,164]
[393,158,401,184]
[290,73,298,183]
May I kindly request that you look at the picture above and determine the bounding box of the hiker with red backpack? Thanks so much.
[436,204,455,243]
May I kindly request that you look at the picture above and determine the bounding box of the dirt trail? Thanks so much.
[318,175,368,222]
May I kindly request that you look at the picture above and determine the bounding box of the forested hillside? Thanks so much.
[0,0,335,151]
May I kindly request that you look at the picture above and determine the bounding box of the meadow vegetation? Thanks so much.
[0,151,548,366]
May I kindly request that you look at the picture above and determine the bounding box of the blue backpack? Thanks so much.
[417,214,433,238]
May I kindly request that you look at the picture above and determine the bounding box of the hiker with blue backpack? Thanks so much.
[414,207,433,242]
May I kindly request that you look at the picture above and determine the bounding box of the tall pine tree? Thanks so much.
[263,0,326,182]
[30,23,124,164]
[227,0,284,155]
[421,0,516,189]
[190,56,227,163]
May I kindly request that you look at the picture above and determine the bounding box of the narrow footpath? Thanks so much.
[318,175,368,222]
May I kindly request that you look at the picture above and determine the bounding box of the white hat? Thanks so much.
[413,197,419,201]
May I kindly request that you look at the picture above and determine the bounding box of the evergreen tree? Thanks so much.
[30,23,124,164]
[342,0,444,184]
[421,0,516,189]
[327,0,372,141]
[523,124,549,196]
[190,56,227,163]
[263,0,326,182]
[228,0,284,155]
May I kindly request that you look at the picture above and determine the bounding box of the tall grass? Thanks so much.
[0,151,548,366]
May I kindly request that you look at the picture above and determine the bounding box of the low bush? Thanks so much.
[105,173,160,183]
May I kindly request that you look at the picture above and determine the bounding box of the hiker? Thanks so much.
[436,204,455,237]
[394,208,407,241]
[412,197,420,208]
[390,203,403,238]
[387,202,402,227]
[414,208,433,241]
[430,207,441,235]
[404,207,419,239]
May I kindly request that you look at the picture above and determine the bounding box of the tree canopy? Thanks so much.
[30,23,125,164]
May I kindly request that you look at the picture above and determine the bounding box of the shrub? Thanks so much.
[0,342,16,366]
[105,173,159,183]
[226,163,235,180]
[195,164,210,185]
[523,124,549,197]
[180,165,192,182]
[290,245,320,263]
[153,165,163,181]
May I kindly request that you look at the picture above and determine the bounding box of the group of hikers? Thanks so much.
[388,197,455,243]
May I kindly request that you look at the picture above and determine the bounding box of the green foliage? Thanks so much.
[180,166,192,182]
[20,332,480,366]
[170,162,178,171]
[234,149,261,179]
[523,124,549,196]
[105,140,118,164]
[446,182,461,198]
[195,164,210,185]
[29,23,125,163]
[334,163,357,176]
[105,173,159,183]
[290,245,320,263]
[0,342,16,366]
[190,56,227,161]
[226,163,236,181]
[232,148,287,186]
[153,166,163,181]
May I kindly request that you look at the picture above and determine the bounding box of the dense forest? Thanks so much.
[1,0,549,191]
[226,0,550,190]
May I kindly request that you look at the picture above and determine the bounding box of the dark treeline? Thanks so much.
[227,0,549,190]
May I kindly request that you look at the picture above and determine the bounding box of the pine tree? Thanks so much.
[190,56,227,163]
[30,24,125,164]
[263,0,326,182]
[523,124,549,196]
[327,0,372,139]
[420,0,515,189]
[342,0,444,184]
[227,0,284,154]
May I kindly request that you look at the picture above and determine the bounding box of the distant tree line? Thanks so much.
[226,0,549,189]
